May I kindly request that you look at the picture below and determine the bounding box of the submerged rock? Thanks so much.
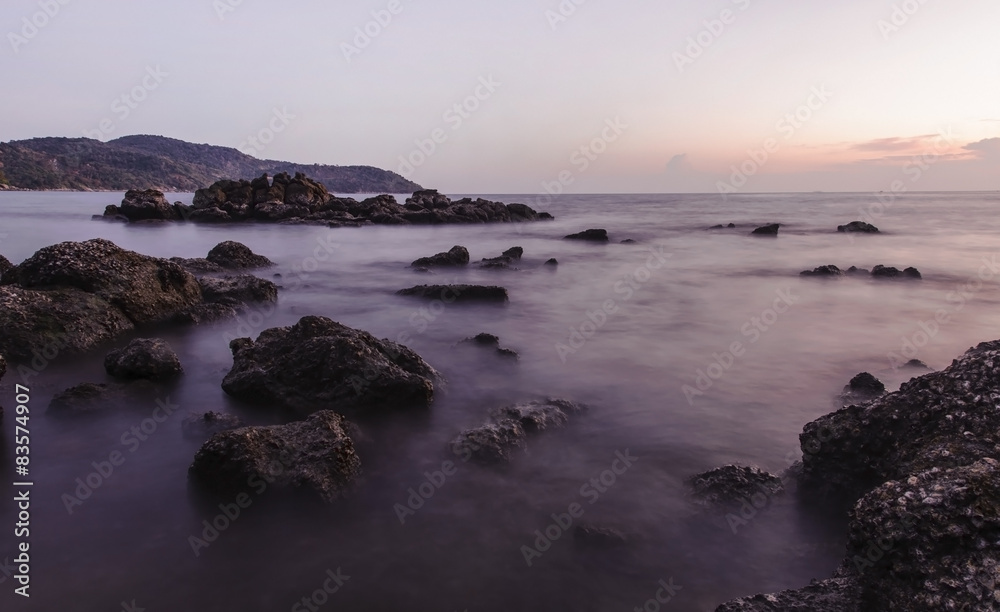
[450,399,584,464]
[871,265,922,279]
[544,258,558,266]
[460,333,519,360]
[181,411,244,440]
[221,316,437,416]
[104,338,183,380]
[480,246,524,269]
[840,372,885,403]
[411,245,470,267]
[565,229,609,242]
[206,241,274,269]
[689,465,784,510]
[189,410,361,503]
[396,284,509,302]
[837,221,879,233]
[198,275,278,304]
[47,381,156,415]
[751,224,780,236]
[573,524,629,549]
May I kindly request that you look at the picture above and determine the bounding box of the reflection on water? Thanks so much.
[1,191,999,610]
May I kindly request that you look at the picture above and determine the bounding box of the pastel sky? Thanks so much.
[2,0,998,193]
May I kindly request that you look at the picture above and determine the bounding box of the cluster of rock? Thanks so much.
[709,221,879,236]
[460,333,518,360]
[102,175,553,227]
[800,264,922,279]
[396,284,509,302]
[450,399,585,464]
[714,341,1000,610]
[410,245,538,272]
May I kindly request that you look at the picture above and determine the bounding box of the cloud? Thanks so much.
[964,138,1000,160]
[664,153,692,174]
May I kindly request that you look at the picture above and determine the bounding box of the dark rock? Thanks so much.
[751,224,780,236]
[0,352,5,382]
[837,221,880,233]
[841,372,885,402]
[115,189,179,222]
[1,238,202,325]
[872,265,920,279]
[104,338,183,380]
[565,229,609,242]
[187,207,232,223]
[198,275,278,304]
[497,348,519,360]
[188,410,361,503]
[181,411,244,440]
[464,333,500,347]
[904,359,929,369]
[620,239,636,244]
[0,254,12,277]
[47,381,155,415]
[715,578,861,611]
[538,212,555,220]
[800,265,844,277]
[221,316,437,416]
[396,285,509,303]
[411,246,469,267]
[171,301,242,325]
[206,241,274,269]
[450,399,584,464]
[728,223,736,228]
[846,266,869,275]
[480,246,525,270]
[544,258,558,266]
[903,266,922,279]
[0,285,134,363]
[502,246,523,260]
[573,525,629,549]
[689,465,784,510]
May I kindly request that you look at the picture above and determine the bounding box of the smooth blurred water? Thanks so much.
[1,190,999,611]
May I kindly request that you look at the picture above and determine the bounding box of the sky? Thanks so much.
[1,0,998,194]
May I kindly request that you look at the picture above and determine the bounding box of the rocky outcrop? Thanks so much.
[181,411,244,440]
[716,341,1000,610]
[221,316,437,416]
[1,238,202,324]
[460,333,518,359]
[104,338,183,380]
[109,189,181,222]
[205,241,274,269]
[105,174,551,226]
[751,224,780,236]
[800,265,843,277]
[396,285,509,302]
[480,246,524,269]
[871,265,922,279]
[689,465,784,510]
[837,221,879,233]
[565,229,609,242]
[411,246,469,267]
[189,410,361,503]
[0,254,13,277]
[450,399,584,464]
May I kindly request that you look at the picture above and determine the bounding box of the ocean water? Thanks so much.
[1,190,999,611]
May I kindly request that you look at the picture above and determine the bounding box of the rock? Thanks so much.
[0,254,13,278]
[47,381,155,415]
[221,316,437,416]
[728,223,736,228]
[842,458,1000,611]
[620,239,636,244]
[0,285,134,363]
[565,229,609,242]
[0,352,5,382]
[480,246,524,270]
[846,266,869,275]
[689,465,784,510]
[187,208,232,223]
[715,578,861,611]
[198,275,277,304]
[104,338,183,380]
[800,265,844,277]
[544,258,558,266]
[751,224,780,236]
[171,301,242,325]
[396,285,509,302]
[872,265,920,279]
[1,238,202,325]
[841,372,885,402]
[181,411,244,440]
[904,359,929,369]
[206,241,274,269]
[450,399,584,464]
[114,189,179,222]
[464,333,500,347]
[188,410,361,503]
[573,525,629,549]
[411,246,470,267]
[837,221,880,233]
[497,348,519,360]
[502,246,523,260]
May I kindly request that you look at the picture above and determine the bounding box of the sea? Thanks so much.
[1,190,999,611]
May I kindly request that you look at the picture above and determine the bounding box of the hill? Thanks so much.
[0,135,422,193]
